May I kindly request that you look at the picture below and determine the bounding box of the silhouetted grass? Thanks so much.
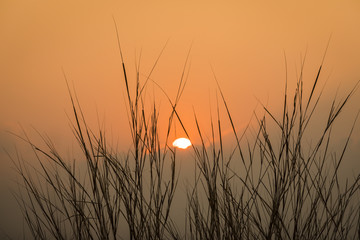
[8,41,360,239]
[186,59,360,240]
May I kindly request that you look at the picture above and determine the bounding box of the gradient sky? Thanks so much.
[1,0,360,237]
[1,0,360,146]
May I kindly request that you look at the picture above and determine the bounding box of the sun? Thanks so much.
[172,138,192,149]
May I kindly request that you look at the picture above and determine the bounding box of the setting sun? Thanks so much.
[172,138,192,149]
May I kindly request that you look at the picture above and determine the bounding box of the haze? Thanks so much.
[1,0,360,238]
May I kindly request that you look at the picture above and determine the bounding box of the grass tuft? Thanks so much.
[7,43,360,239]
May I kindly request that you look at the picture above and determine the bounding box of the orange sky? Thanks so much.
[0,0,360,142]
[1,1,360,237]
[1,0,360,151]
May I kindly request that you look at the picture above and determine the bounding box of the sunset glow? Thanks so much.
[1,1,360,238]
[172,138,192,149]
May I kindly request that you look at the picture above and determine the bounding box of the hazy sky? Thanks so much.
[1,0,360,147]
[1,0,360,237]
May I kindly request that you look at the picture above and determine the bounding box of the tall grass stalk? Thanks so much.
[8,45,360,239]
[186,57,360,240]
